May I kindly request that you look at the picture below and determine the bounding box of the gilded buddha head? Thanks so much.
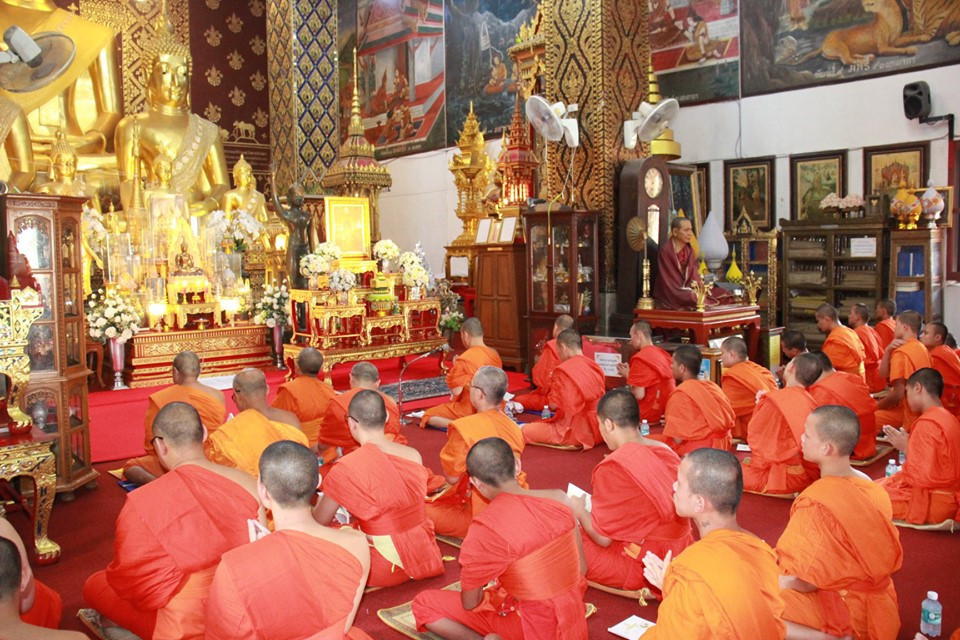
[153,144,174,189]
[50,129,77,182]
[143,14,192,109]
[233,155,255,190]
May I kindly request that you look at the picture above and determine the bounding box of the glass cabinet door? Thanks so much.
[529,222,549,312]
[551,221,571,313]
[576,219,594,315]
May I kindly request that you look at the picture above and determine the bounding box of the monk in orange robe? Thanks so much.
[206,441,373,640]
[422,317,502,429]
[742,352,821,495]
[205,368,308,477]
[817,303,866,380]
[514,314,573,410]
[570,389,693,592]
[0,518,67,633]
[876,311,931,431]
[523,330,606,449]
[315,389,443,587]
[426,366,528,538]
[616,320,675,424]
[777,329,808,382]
[83,403,262,639]
[318,361,405,463]
[659,345,735,455]
[122,350,226,484]
[874,298,898,349]
[778,405,902,640]
[878,368,960,525]
[849,302,887,392]
[808,352,879,460]
[641,449,786,639]
[720,336,777,440]
[271,347,335,448]
[413,437,588,640]
[921,321,960,417]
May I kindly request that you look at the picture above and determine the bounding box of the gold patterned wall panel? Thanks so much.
[266,0,297,190]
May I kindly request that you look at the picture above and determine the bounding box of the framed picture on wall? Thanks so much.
[724,157,775,231]
[863,142,929,198]
[790,150,846,221]
[668,165,704,236]
[695,162,711,216]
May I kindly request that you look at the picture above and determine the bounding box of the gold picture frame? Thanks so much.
[322,196,371,259]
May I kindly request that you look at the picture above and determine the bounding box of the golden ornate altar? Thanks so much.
[0,428,60,564]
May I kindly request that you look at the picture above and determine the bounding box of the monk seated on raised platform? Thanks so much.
[921,321,960,418]
[513,314,573,411]
[0,519,70,635]
[641,448,786,638]
[876,311,931,431]
[720,336,777,441]
[571,389,693,593]
[206,441,373,639]
[878,368,960,526]
[271,347,335,449]
[122,350,225,484]
[778,405,902,640]
[849,303,886,392]
[522,330,606,450]
[314,389,443,588]
[413,437,589,639]
[816,303,866,380]
[616,321,674,425]
[808,352,878,461]
[422,317,502,430]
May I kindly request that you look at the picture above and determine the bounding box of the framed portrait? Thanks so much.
[488,219,503,244]
[498,216,518,243]
[790,151,846,221]
[724,157,775,231]
[322,196,371,259]
[667,165,704,235]
[863,142,929,198]
[694,162,711,215]
[475,218,492,244]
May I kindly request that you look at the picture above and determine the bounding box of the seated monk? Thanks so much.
[513,314,573,410]
[878,368,960,525]
[921,321,960,418]
[657,345,735,455]
[876,311,931,431]
[570,389,693,592]
[422,317,502,430]
[271,347,335,448]
[742,352,821,496]
[874,298,898,349]
[0,538,86,640]
[849,303,886,392]
[615,320,675,424]
[206,441,373,640]
[808,352,879,461]
[777,329,808,382]
[413,437,589,639]
[426,366,527,538]
[652,217,732,309]
[778,405,902,640]
[719,336,777,440]
[318,361,405,464]
[122,350,226,484]
[522,329,606,449]
[641,449,786,639]
[314,390,443,587]
[205,368,308,477]
[0,519,63,632]
[83,403,261,639]
[816,303,866,380]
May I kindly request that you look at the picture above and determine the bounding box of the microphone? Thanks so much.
[429,343,452,355]
[3,26,42,68]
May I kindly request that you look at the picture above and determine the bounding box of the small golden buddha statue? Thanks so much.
[172,239,203,276]
[0,96,35,190]
[222,155,268,222]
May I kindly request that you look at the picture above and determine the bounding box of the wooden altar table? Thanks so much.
[634,304,762,360]
[0,427,60,564]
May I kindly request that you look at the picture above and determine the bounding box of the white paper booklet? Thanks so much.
[594,352,622,376]
[608,615,655,639]
[736,443,751,452]
[566,483,592,512]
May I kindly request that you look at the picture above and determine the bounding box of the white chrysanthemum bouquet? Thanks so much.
[398,251,422,272]
[81,205,107,244]
[253,283,291,328]
[300,242,342,278]
[373,239,400,262]
[329,268,357,293]
[402,263,429,288]
[86,287,142,344]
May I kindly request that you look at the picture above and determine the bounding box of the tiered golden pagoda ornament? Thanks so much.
[647,65,681,160]
[496,93,538,217]
[448,102,493,246]
[322,48,393,243]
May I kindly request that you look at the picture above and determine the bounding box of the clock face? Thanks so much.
[644,167,663,198]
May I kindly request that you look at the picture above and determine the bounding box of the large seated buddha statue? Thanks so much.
[0,96,34,191]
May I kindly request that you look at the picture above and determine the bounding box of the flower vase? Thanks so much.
[380,258,392,273]
[108,338,128,390]
[409,286,422,301]
[272,324,286,369]
[338,291,350,306]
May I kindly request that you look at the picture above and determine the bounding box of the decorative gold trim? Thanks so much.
[0,439,60,562]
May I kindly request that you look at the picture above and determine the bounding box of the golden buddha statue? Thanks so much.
[142,144,200,274]
[114,13,229,215]
[0,96,35,190]
[171,239,203,276]
[222,155,268,222]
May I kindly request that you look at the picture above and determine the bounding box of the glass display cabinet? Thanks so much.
[888,228,944,322]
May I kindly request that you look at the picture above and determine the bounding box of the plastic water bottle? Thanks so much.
[541,405,552,420]
[921,591,942,637]
[884,460,898,477]
[898,449,907,467]
[640,419,650,436]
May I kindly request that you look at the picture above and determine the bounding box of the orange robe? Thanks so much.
[420,345,502,427]
[522,355,606,449]
[122,385,226,480]
[877,406,960,524]
[425,409,527,538]
[930,345,960,418]
[318,388,406,456]
[777,476,902,640]
[583,442,693,591]
[83,466,259,640]
[721,360,778,440]
[626,345,675,424]
[742,387,819,495]
[271,375,335,447]
[513,339,561,410]
[875,339,931,431]
[20,580,61,628]
[204,409,309,477]
[875,318,896,349]
[646,529,786,639]
[808,372,879,460]
[821,325,866,380]
[413,493,588,640]
[206,530,372,640]
[321,443,444,587]
[854,324,886,393]
[661,379,736,455]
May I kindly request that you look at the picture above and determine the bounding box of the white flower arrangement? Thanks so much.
[329,268,357,293]
[820,193,864,210]
[439,309,464,331]
[86,287,142,344]
[81,205,107,244]
[253,283,291,328]
[316,241,342,263]
[205,209,230,239]
[398,251,422,272]
[402,263,429,288]
[299,252,332,278]
[205,209,264,251]
[373,239,400,262]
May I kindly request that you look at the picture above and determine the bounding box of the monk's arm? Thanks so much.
[628,384,646,401]
[439,432,467,485]
[878,340,904,380]
[313,495,342,525]
[783,621,851,640]
[123,465,160,486]
[876,379,904,410]
[778,574,818,592]
[570,495,612,547]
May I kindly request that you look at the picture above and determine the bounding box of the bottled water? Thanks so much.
[898,449,906,466]
[884,460,898,477]
[541,405,552,420]
[640,420,650,436]
[921,591,942,637]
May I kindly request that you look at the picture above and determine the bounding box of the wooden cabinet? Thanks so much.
[2,194,98,497]
[888,228,945,322]
[724,219,779,328]
[475,243,527,372]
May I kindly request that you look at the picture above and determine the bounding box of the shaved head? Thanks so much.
[850,303,871,323]
[721,336,748,360]
[348,389,387,430]
[927,321,948,342]
[810,405,860,456]
[350,361,380,384]
[173,351,200,378]
[556,329,583,351]
[472,366,508,403]
[466,437,515,487]
[555,314,575,331]
[0,537,20,600]
[792,352,823,387]
[877,298,896,317]
[685,448,743,515]
[815,351,834,372]
[673,345,701,376]
[630,321,652,341]
[296,348,324,376]
[781,330,807,352]
[597,389,640,429]
[908,367,944,398]
[259,440,318,507]
[233,368,268,397]
[153,401,203,445]
[461,317,483,337]
[815,303,838,321]
[898,310,922,336]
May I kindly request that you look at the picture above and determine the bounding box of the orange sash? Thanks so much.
[499,528,581,600]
